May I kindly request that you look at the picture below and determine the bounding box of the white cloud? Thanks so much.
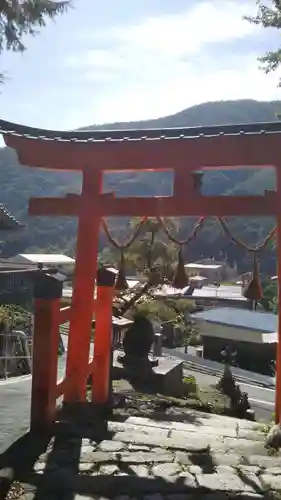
[64,49,128,71]
[2,0,280,130]
[66,1,258,70]
[61,0,281,124]
[115,1,257,57]
[87,62,281,124]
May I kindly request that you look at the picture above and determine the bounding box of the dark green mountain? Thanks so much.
[0,99,278,272]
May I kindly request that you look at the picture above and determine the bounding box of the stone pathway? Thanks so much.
[3,409,281,499]
[0,376,31,453]
[0,355,67,454]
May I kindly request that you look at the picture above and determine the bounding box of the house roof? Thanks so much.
[16,254,74,265]
[189,275,208,281]
[153,284,247,302]
[62,277,140,299]
[185,263,222,270]
[191,307,277,333]
[1,119,281,144]
[0,205,23,230]
[190,285,247,301]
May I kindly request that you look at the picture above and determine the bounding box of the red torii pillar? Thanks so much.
[64,167,102,403]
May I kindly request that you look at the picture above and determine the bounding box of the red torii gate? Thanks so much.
[0,119,280,428]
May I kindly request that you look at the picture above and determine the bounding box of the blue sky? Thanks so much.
[0,0,281,130]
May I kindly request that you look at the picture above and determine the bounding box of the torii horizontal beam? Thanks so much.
[2,120,281,171]
[29,192,278,218]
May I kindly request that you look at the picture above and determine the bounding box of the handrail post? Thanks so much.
[91,268,115,405]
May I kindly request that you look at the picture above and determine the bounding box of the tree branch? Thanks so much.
[116,282,150,317]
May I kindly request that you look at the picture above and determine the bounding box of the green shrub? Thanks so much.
[183,375,198,396]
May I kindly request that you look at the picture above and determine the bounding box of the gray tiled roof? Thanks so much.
[191,307,278,333]
[0,205,23,230]
[0,119,281,143]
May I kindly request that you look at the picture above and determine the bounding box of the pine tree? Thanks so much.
[100,217,198,347]
[0,0,70,81]
[244,1,281,85]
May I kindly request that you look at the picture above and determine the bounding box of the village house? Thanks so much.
[185,258,238,284]
[191,307,277,375]
[0,253,75,309]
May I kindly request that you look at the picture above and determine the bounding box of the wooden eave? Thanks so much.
[1,119,281,171]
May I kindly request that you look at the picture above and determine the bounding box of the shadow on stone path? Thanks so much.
[1,408,281,500]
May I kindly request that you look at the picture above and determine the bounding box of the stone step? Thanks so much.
[109,419,238,438]
[110,429,268,456]
[124,412,259,430]
[123,416,263,440]
[13,412,281,500]
[21,431,281,499]
[108,416,264,442]
[17,469,261,496]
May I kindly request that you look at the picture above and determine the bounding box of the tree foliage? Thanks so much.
[261,279,278,312]
[101,217,197,345]
[244,1,281,85]
[0,0,70,81]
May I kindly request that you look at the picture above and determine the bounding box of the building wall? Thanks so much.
[196,321,266,343]
[189,261,238,283]
[188,267,222,282]
[0,272,33,310]
[196,322,275,375]
[194,298,250,309]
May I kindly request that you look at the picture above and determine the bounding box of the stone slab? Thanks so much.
[171,429,226,444]
[264,466,281,474]
[248,454,281,468]
[152,463,182,478]
[126,414,258,435]
[113,350,183,376]
[114,418,237,437]
[128,444,151,451]
[237,429,264,442]
[126,415,238,431]
[260,473,281,490]
[221,437,266,455]
[99,440,125,452]
[99,464,120,475]
[109,421,170,438]
[120,452,174,464]
[196,472,256,492]
[112,431,210,452]
[211,453,242,467]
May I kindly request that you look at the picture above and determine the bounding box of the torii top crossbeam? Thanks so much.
[1,119,281,171]
[0,119,281,218]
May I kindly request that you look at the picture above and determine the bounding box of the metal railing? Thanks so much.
[0,330,32,379]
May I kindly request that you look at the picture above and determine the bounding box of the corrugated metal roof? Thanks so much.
[18,254,74,264]
[189,275,207,281]
[185,263,222,270]
[192,307,277,333]
[191,285,247,301]
[1,119,281,143]
[154,284,247,301]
